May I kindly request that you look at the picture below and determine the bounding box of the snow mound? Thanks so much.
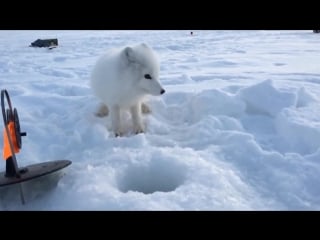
[190,89,246,122]
[275,106,320,155]
[238,80,297,116]
[296,87,317,108]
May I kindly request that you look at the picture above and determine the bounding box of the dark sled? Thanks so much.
[0,160,71,187]
[30,38,58,48]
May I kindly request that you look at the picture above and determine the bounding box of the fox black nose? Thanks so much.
[160,89,165,95]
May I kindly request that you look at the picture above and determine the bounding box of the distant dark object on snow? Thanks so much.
[313,30,320,33]
[30,38,58,48]
[190,31,193,36]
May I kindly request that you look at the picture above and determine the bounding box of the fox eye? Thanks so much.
[144,74,152,80]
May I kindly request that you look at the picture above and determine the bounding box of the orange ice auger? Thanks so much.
[3,122,19,159]
[0,89,72,205]
[3,113,23,160]
[1,90,26,177]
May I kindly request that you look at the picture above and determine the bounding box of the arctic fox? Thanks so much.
[90,43,165,136]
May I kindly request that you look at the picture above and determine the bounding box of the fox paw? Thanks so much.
[95,104,109,117]
[115,131,124,137]
[134,125,145,134]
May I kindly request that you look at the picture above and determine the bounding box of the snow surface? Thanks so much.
[0,30,320,210]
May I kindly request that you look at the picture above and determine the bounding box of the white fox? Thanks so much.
[91,43,165,136]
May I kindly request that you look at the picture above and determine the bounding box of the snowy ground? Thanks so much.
[0,30,320,210]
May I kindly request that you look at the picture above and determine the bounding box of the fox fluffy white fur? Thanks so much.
[91,43,165,136]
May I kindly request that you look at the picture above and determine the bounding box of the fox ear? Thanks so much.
[124,47,135,62]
